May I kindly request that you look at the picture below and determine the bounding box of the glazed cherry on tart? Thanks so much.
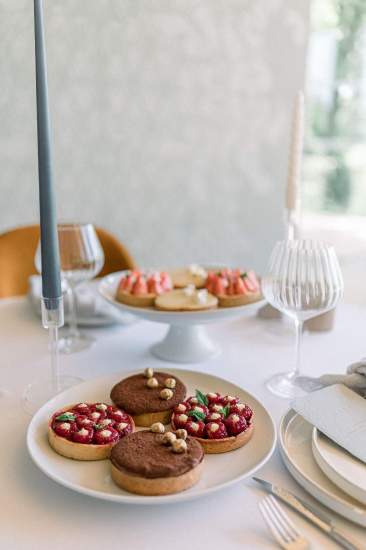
[225,413,247,436]
[205,421,228,439]
[230,403,253,422]
[171,390,254,454]
[185,419,205,437]
[48,402,134,461]
[221,395,239,407]
[173,413,190,428]
[206,411,224,423]
[206,392,222,405]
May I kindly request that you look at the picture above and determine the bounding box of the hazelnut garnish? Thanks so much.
[146,377,159,389]
[144,367,154,379]
[172,439,187,453]
[164,378,176,389]
[150,422,165,434]
[162,432,176,445]
[160,388,173,400]
[175,428,188,440]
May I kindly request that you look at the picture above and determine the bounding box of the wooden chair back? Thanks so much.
[0,225,136,298]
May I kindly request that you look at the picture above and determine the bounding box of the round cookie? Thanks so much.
[110,371,187,426]
[169,266,207,289]
[110,430,204,495]
[155,289,218,311]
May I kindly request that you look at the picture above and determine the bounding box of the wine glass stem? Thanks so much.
[292,318,303,378]
[50,326,60,394]
[67,283,79,338]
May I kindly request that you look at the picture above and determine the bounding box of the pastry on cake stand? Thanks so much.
[99,271,264,364]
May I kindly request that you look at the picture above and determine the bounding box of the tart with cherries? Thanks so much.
[110,368,187,427]
[110,422,204,495]
[155,287,218,311]
[169,265,208,289]
[116,270,172,307]
[48,402,134,460]
[205,269,261,307]
[171,390,254,453]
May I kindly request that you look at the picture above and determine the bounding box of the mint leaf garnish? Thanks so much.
[55,412,75,422]
[222,405,230,418]
[188,410,206,421]
[195,389,208,407]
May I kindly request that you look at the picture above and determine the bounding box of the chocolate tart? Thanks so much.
[48,403,135,461]
[110,372,187,427]
[110,431,204,495]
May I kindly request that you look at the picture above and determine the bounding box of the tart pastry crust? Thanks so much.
[111,461,203,496]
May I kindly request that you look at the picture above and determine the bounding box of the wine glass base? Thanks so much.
[265,372,305,399]
[58,333,95,354]
[22,374,84,416]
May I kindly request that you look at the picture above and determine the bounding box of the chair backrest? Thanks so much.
[0,224,136,298]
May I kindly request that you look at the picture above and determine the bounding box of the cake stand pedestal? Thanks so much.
[99,272,263,364]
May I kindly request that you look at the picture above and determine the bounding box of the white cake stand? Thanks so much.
[99,272,264,363]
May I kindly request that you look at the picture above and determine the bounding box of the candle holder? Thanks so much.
[22,296,83,415]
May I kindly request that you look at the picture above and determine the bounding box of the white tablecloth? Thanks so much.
[1,298,365,550]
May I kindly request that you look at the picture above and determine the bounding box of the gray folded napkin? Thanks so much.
[292,384,366,463]
[28,275,130,324]
[296,358,366,397]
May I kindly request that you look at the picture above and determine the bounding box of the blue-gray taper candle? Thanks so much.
[34,0,61,308]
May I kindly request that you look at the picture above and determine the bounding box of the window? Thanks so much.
[303,0,366,303]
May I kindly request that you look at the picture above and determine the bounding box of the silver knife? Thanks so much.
[253,477,364,550]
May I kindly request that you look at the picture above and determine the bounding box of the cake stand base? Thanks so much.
[151,325,220,363]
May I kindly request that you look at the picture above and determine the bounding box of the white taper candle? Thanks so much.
[286,91,304,211]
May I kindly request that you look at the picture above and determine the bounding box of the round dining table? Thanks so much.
[1,297,365,550]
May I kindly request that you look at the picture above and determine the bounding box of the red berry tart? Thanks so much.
[48,402,134,460]
[171,390,254,454]
[205,269,261,308]
[116,270,172,308]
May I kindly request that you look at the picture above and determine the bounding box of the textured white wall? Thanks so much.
[0,0,309,271]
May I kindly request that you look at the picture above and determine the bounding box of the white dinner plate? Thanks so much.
[279,409,366,527]
[312,428,366,506]
[27,368,276,505]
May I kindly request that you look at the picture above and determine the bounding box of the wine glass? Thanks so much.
[35,223,104,353]
[262,239,343,398]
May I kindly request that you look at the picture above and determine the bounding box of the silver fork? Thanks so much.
[259,495,310,549]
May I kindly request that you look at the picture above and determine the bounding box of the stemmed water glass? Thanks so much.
[262,239,344,398]
[35,223,105,353]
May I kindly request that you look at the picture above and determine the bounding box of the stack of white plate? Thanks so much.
[279,410,366,527]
